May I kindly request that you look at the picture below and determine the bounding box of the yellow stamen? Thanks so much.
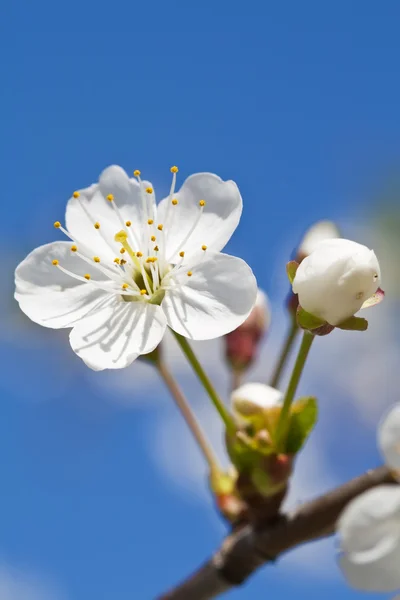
[120,259,127,265]
[114,258,121,264]
[133,170,141,177]
[147,219,153,225]
[73,191,80,198]
[122,283,129,289]
[172,199,178,205]
[52,259,59,266]
[54,221,61,228]
[199,200,206,207]
[201,245,207,251]
[125,221,132,227]
[146,187,153,194]
[84,274,91,280]
[70,245,77,252]
[179,251,185,258]
[106,194,114,202]
[94,222,100,229]
[151,235,156,242]
[120,248,126,254]
[114,230,128,243]
[136,251,143,258]
[157,224,163,231]
[140,289,147,295]
[153,246,159,252]
[170,166,179,173]
[187,271,193,277]
[93,256,100,263]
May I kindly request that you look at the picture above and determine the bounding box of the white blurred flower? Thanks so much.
[292,239,381,326]
[338,403,400,591]
[231,382,282,417]
[15,165,257,370]
[297,220,340,261]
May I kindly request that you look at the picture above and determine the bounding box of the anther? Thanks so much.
[133,170,141,177]
[154,246,159,252]
[93,256,101,263]
[114,230,128,242]
[136,251,143,258]
[179,251,185,258]
[170,166,179,173]
[94,222,100,229]
[120,259,127,265]
[151,235,156,242]
[199,200,206,207]
[157,224,164,231]
[125,221,132,227]
[187,271,193,277]
[120,248,126,254]
[146,187,153,194]
[54,221,61,228]
[52,259,59,266]
[140,289,147,295]
[84,274,91,280]
[202,245,207,251]
[172,199,178,205]
[107,194,114,202]
[114,258,121,264]
[71,245,78,252]
[147,219,154,225]
[73,191,80,198]
[122,283,129,289]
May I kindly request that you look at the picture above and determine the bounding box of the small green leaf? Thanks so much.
[296,306,326,331]
[337,316,368,331]
[286,261,299,284]
[285,396,318,454]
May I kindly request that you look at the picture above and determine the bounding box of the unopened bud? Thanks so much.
[232,382,282,418]
[225,289,270,372]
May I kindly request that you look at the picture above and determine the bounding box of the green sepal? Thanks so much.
[286,261,299,284]
[296,306,326,331]
[336,316,368,331]
[284,396,318,454]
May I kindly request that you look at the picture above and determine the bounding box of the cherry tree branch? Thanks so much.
[158,466,396,600]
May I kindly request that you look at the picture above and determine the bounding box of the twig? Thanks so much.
[158,466,395,600]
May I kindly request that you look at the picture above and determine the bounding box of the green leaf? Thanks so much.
[337,316,368,331]
[286,261,299,284]
[296,306,326,331]
[285,396,318,453]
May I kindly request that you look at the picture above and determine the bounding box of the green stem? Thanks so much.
[269,316,299,389]
[275,330,315,447]
[157,360,222,475]
[172,332,236,435]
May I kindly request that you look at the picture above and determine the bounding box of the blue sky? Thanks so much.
[1,2,400,598]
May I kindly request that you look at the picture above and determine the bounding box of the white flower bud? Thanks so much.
[292,239,381,326]
[231,383,282,417]
[378,404,400,472]
[297,220,340,261]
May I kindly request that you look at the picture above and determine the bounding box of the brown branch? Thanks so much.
[158,465,396,600]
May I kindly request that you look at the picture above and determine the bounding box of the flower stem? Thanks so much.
[269,316,299,389]
[275,330,315,448]
[157,360,222,475]
[172,332,236,435]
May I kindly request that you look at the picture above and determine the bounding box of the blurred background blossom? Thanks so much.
[2,2,400,598]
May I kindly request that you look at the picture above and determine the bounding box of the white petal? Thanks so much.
[292,238,381,326]
[69,297,167,370]
[232,383,282,416]
[15,242,110,328]
[65,166,150,258]
[340,539,400,591]
[162,252,257,340]
[378,404,400,471]
[157,173,242,263]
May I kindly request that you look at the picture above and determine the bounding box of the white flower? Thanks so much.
[15,165,257,370]
[338,404,400,591]
[231,383,282,417]
[292,238,381,326]
[297,220,340,260]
